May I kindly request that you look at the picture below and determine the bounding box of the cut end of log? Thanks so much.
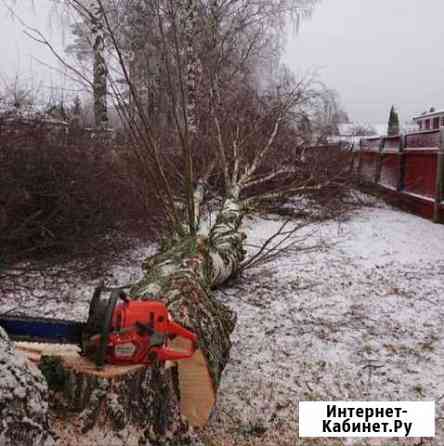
[15,342,144,378]
[15,340,216,427]
[171,337,216,427]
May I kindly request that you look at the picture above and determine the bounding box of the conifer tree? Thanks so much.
[387,105,400,136]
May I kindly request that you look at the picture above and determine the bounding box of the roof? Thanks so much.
[338,122,388,137]
[337,123,355,136]
[412,109,444,121]
[0,104,68,126]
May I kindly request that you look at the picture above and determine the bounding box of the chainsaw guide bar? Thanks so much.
[0,314,83,344]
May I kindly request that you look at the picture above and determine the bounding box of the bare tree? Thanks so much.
[65,0,109,128]
[0,2,365,446]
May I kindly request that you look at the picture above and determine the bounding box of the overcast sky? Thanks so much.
[0,1,73,100]
[284,0,444,124]
[1,0,444,125]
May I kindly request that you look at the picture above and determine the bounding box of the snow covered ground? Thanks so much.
[209,206,444,446]
[2,202,443,445]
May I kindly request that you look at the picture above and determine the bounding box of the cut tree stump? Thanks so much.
[16,340,214,427]
[15,341,198,444]
[15,342,80,365]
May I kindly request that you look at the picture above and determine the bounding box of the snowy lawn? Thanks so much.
[207,206,444,446]
[2,203,443,445]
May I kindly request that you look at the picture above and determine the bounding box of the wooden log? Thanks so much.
[16,340,213,428]
[170,337,215,427]
[0,331,56,446]
[15,342,196,445]
[129,188,245,429]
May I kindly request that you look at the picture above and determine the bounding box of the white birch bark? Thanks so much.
[131,184,244,390]
[89,1,108,129]
[0,328,55,446]
[182,0,201,137]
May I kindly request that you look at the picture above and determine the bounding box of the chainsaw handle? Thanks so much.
[95,289,121,369]
[88,281,104,322]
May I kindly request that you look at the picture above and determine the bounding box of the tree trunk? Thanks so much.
[90,2,108,130]
[129,185,245,410]
[10,189,245,445]
[0,329,56,446]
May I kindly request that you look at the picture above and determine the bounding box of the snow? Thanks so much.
[0,243,157,322]
[210,206,444,445]
[1,201,444,445]
[0,328,56,446]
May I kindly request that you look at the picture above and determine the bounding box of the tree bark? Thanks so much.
[48,356,193,445]
[0,329,56,446]
[89,1,108,130]
[130,185,245,400]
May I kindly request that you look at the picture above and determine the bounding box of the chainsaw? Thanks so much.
[0,285,198,369]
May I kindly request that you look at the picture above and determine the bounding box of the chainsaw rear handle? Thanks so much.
[88,281,130,318]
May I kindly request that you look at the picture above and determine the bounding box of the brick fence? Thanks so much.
[358,129,444,223]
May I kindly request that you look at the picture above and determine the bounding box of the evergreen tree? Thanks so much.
[387,105,400,136]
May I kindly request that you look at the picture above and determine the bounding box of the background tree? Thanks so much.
[350,122,377,137]
[64,0,109,129]
[306,87,348,144]
[387,105,400,136]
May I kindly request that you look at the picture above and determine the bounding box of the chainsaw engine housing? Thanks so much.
[83,287,197,368]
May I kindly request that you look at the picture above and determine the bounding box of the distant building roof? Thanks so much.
[338,122,386,137]
[0,103,68,126]
[337,123,355,136]
[412,109,444,121]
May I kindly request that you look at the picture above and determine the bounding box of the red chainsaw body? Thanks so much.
[92,300,197,366]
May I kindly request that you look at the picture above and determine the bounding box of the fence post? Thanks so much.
[433,129,444,223]
[357,138,363,182]
[375,137,384,184]
[398,134,406,191]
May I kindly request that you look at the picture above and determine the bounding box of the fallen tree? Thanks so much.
[9,186,246,445]
[0,1,364,445]
[48,186,246,442]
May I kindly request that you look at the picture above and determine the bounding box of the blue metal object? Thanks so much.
[0,315,83,344]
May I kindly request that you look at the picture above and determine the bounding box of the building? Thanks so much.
[413,109,444,131]
[329,123,386,149]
